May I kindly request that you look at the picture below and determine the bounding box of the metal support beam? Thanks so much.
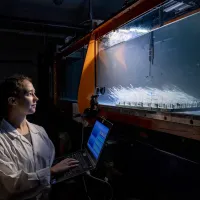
[0,15,85,31]
[0,28,66,38]
[89,0,93,29]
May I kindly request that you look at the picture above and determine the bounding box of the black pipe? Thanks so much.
[0,28,66,38]
[89,0,93,29]
[0,15,85,31]
[13,20,84,30]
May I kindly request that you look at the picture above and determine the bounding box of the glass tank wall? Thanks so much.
[97,0,200,112]
[59,46,87,101]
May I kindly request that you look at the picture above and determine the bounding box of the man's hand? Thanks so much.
[51,158,79,174]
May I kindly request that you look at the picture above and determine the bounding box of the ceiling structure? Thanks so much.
[0,0,129,40]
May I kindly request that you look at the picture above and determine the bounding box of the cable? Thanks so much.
[135,140,200,165]
[81,117,85,150]
[82,176,92,200]
[73,112,86,150]
[79,19,92,25]
[85,171,113,200]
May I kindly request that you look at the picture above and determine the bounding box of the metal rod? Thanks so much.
[0,16,85,31]
[0,28,66,38]
[89,0,93,29]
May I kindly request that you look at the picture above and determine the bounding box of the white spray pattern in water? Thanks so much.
[108,84,200,109]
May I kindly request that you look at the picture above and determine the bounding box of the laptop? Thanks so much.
[51,117,113,184]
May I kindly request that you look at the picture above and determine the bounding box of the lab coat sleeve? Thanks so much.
[0,145,51,195]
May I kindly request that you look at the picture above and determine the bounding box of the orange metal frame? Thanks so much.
[78,34,97,114]
[54,0,200,141]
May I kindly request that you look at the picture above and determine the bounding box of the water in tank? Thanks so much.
[96,1,200,112]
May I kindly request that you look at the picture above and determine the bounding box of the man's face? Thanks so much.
[14,80,39,115]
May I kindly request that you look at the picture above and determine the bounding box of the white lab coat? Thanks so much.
[0,119,55,200]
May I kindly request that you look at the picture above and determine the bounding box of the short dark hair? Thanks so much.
[0,74,32,117]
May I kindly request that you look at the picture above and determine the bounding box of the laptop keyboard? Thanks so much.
[63,152,92,178]
[71,152,89,169]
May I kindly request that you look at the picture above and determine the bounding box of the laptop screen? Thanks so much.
[87,120,109,160]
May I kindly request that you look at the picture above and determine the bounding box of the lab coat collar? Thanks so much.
[0,118,39,138]
[27,121,39,134]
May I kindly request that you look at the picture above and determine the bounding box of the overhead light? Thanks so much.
[164,0,175,8]
[177,4,191,11]
[164,2,185,12]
